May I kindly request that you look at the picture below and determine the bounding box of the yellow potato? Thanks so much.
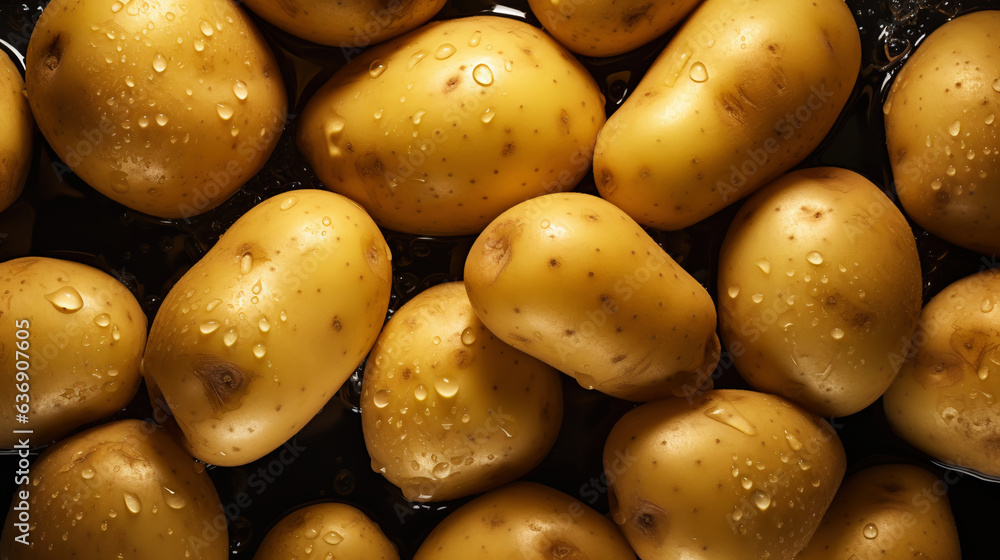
[796,464,961,560]
[25,0,287,218]
[594,0,860,230]
[603,390,846,560]
[241,0,446,48]
[464,192,719,401]
[528,0,701,57]
[0,257,146,447]
[361,281,563,502]
[298,15,606,235]
[883,268,1000,477]
[254,503,399,560]
[717,168,922,417]
[884,10,1000,255]
[0,420,227,560]
[0,52,32,213]
[412,482,636,560]
[143,190,392,466]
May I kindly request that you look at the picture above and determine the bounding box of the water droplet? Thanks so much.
[304,527,320,540]
[412,110,426,125]
[987,114,996,125]
[45,287,84,313]
[216,103,233,120]
[153,113,169,127]
[251,279,263,295]
[162,487,186,509]
[784,432,804,451]
[414,385,428,401]
[100,520,109,531]
[981,298,995,313]
[200,321,220,334]
[728,285,740,298]
[931,179,943,190]
[252,344,266,359]
[752,293,764,304]
[434,43,456,59]
[504,59,514,72]
[432,462,452,478]
[223,329,238,347]
[830,328,845,340]
[732,508,744,521]
[280,196,297,210]
[369,59,387,78]
[200,20,214,36]
[806,251,824,265]
[431,336,441,345]
[279,310,287,322]
[863,523,878,539]
[152,53,167,73]
[373,390,390,408]
[408,50,428,70]
[949,120,961,137]
[468,31,482,47]
[473,64,494,86]
[741,477,753,490]
[193,39,205,52]
[258,317,271,333]
[945,165,956,176]
[94,313,111,327]
[882,99,892,115]
[755,259,771,274]
[240,252,253,274]
[434,377,459,398]
[752,490,771,511]
[461,328,477,345]
[82,468,96,480]
[111,1,123,12]
[205,299,223,312]
[689,61,709,82]
[480,107,495,123]
[993,79,1000,92]
[322,531,343,545]
[123,492,142,513]
[704,402,758,436]
[231,80,249,101]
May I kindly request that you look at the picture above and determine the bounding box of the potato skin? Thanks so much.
[717,168,922,417]
[412,482,636,560]
[254,503,399,560]
[883,268,1000,477]
[796,464,961,560]
[594,0,860,230]
[884,10,1000,255]
[298,16,606,235]
[464,192,719,401]
[0,257,146,447]
[528,0,701,57]
[0,52,32,213]
[603,390,846,560]
[25,0,287,218]
[0,420,227,560]
[143,190,392,466]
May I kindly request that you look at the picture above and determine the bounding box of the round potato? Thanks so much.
[26,0,287,218]
[298,15,606,235]
[717,167,922,417]
[0,257,146,447]
[255,503,399,560]
[604,389,846,560]
[412,482,636,560]
[143,190,392,466]
[0,52,32,213]
[796,464,961,560]
[0,420,227,560]
[883,268,1000,477]
[885,10,1000,255]
[361,282,563,502]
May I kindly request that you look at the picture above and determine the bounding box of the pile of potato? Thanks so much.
[0,0,997,558]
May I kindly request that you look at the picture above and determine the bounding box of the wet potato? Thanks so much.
[0,51,32,213]
[254,503,399,560]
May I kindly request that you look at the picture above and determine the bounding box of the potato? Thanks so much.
[0,420,227,559]
[884,10,1000,255]
[603,389,846,560]
[241,0,446,48]
[142,190,392,466]
[464,192,719,401]
[255,503,399,560]
[0,257,146,447]
[412,481,636,559]
[528,0,701,57]
[298,15,606,235]
[717,167,922,417]
[883,268,1000,477]
[25,0,287,218]
[361,281,563,502]
[0,52,32,213]
[593,0,860,230]
[796,464,961,560]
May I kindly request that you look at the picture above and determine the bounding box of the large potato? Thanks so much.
[0,257,146,447]
[603,390,846,560]
[26,0,287,218]
[883,268,1000,477]
[0,52,32,213]
[464,192,719,401]
[884,10,1000,255]
[254,503,399,560]
[361,282,563,502]
[717,168,922,417]
[796,464,961,560]
[143,190,392,466]
[298,16,606,235]
[412,482,636,559]
[593,0,860,230]
[0,420,227,560]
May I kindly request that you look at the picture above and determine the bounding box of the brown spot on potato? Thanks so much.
[545,541,587,559]
[40,33,65,77]
[628,498,670,541]
[454,350,469,369]
[477,220,521,285]
[355,152,384,179]
[443,74,461,93]
[331,316,342,332]
[622,3,653,30]
[192,356,255,414]
[502,143,516,156]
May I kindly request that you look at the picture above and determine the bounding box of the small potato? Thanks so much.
[796,464,961,560]
[464,192,719,401]
[0,420,227,560]
[883,268,1000,477]
[885,10,1000,255]
[603,390,846,560]
[412,482,636,560]
[0,52,32,213]
[361,282,563,502]
[254,503,399,560]
[298,16,606,235]
[143,190,392,466]
[0,257,146,447]
[717,167,922,417]
[26,0,287,218]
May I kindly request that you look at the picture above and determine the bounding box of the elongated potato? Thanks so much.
[464,192,719,401]
[254,503,399,560]
[143,190,392,466]
[0,52,32,213]
[594,0,860,229]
